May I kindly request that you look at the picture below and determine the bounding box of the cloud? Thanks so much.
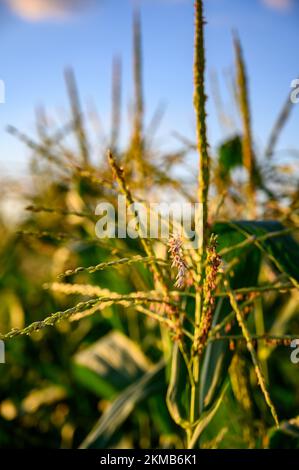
[4,0,294,22]
[261,0,293,10]
[4,0,94,21]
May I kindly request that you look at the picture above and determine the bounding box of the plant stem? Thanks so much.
[233,33,255,216]
[64,68,89,165]
[191,0,210,428]
[226,281,279,428]
[107,150,167,293]
[129,9,144,177]
[111,56,122,152]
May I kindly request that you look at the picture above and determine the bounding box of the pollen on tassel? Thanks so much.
[168,233,188,289]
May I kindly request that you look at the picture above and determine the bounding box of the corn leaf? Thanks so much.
[79,361,165,448]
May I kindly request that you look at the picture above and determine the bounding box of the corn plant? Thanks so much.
[1,0,299,449]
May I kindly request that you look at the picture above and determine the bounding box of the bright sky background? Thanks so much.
[0,0,298,177]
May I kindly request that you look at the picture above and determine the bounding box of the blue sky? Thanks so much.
[0,0,298,176]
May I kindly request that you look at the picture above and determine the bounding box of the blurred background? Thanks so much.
[0,0,299,449]
[1,0,298,178]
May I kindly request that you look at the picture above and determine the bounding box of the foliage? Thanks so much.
[0,0,299,449]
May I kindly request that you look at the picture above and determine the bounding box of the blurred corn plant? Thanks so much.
[1,0,299,449]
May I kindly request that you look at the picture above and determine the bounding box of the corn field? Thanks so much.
[0,0,299,450]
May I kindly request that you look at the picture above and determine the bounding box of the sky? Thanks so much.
[0,0,298,177]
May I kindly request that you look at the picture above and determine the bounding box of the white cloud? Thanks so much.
[144,0,295,9]
[261,0,293,10]
[4,0,93,21]
[4,0,294,22]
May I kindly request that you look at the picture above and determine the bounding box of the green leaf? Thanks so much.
[200,220,299,413]
[79,361,165,449]
[230,220,299,282]
[166,343,190,428]
[217,136,266,192]
[200,222,262,411]
[218,136,243,177]
[268,416,299,448]
[188,383,228,449]
[279,416,299,438]
[73,331,151,399]
[199,298,231,411]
